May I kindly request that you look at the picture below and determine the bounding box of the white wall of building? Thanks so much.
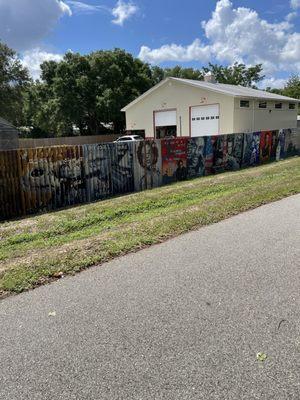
[124,80,234,137]
[233,98,298,133]
[124,80,298,137]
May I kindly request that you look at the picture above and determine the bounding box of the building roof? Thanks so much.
[0,117,19,150]
[121,77,300,111]
[0,117,18,133]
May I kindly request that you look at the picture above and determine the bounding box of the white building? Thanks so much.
[122,76,299,139]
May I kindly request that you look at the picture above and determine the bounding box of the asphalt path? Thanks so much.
[1,194,300,399]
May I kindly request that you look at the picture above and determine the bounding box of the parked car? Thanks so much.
[114,135,144,143]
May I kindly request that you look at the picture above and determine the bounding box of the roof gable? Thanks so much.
[0,117,19,136]
[121,79,170,111]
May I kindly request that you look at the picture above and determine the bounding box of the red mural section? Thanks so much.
[260,131,273,163]
[161,138,188,184]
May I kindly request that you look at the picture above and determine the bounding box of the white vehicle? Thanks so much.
[114,135,144,143]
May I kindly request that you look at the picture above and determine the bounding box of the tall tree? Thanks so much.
[282,75,300,100]
[150,65,203,84]
[202,62,264,87]
[0,41,30,125]
[25,49,154,136]
[89,49,153,133]
[150,63,264,87]
[163,65,203,80]
[151,66,165,85]
[266,75,300,113]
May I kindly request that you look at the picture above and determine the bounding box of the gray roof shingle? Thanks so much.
[0,117,19,150]
[122,77,300,111]
[172,78,300,102]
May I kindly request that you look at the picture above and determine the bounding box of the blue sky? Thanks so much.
[0,0,299,87]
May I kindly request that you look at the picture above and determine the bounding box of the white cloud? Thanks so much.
[285,11,298,21]
[290,0,300,10]
[202,0,297,72]
[259,77,287,89]
[66,0,138,25]
[139,0,300,76]
[21,49,64,80]
[0,0,137,55]
[66,1,108,14]
[139,39,211,64]
[111,0,138,26]
[0,0,71,51]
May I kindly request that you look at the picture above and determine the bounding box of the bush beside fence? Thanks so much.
[0,129,299,221]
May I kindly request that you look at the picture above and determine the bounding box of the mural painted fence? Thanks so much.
[0,129,299,220]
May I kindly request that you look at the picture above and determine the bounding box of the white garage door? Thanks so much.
[154,110,177,127]
[190,104,219,137]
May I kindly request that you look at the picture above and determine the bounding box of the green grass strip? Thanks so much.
[0,157,299,296]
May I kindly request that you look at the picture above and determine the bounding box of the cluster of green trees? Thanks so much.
[0,41,299,138]
[0,42,30,126]
[267,76,300,101]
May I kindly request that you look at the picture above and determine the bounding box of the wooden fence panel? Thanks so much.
[17,145,85,215]
[133,140,162,191]
[0,150,22,219]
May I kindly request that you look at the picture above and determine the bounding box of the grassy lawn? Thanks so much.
[1,157,299,298]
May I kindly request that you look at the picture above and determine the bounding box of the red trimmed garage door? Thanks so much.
[190,104,220,137]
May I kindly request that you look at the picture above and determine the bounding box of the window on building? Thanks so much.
[259,101,267,109]
[240,100,250,108]
[289,103,296,110]
[275,102,282,109]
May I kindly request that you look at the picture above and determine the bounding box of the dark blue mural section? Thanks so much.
[0,129,299,220]
[187,137,205,178]
[225,133,244,170]
[242,132,260,167]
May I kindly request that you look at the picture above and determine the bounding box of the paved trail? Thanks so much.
[1,195,300,400]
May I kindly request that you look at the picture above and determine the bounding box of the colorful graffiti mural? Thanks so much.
[83,144,112,201]
[242,132,261,167]
[284,129,299,157]
[83,142,134,200]
[18,146,85,213]
[276,130,286,161]
[270,131,278,161]
[260,131,273,163]
[204,135,227,175]
[187,137,205,178]
[212,135,227,174]
[133,140,162,191]
[109,142,134,194]
[225,133,243,170]
[203,136,214,175]
[0,130,299,220]
[161,138,188,184]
